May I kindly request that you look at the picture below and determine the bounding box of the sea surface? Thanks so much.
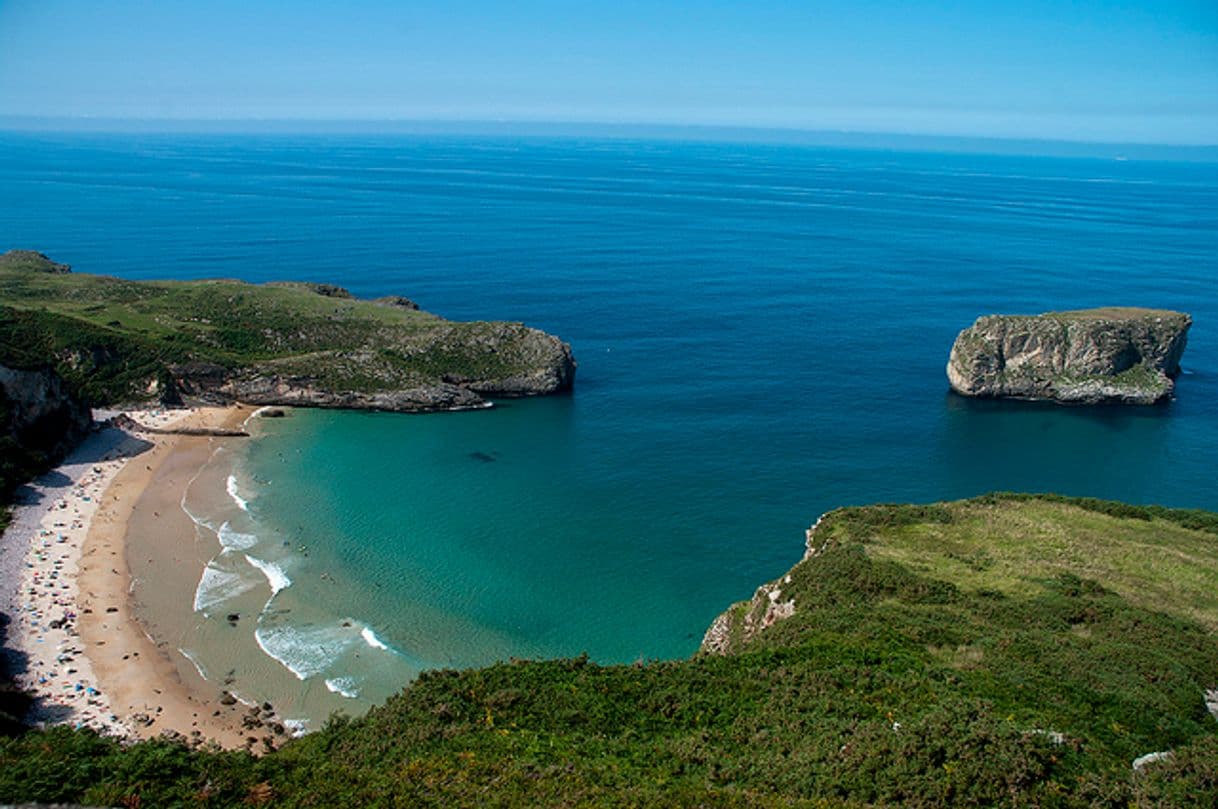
[2,133,1216,722]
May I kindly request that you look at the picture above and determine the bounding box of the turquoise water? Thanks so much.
[2,133,1216,714]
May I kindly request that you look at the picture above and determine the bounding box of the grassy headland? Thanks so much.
[0,250,574,409]
[2,494,1214,806]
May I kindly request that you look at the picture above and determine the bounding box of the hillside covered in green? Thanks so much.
[0,250,574,411]
[2,494,1215,807]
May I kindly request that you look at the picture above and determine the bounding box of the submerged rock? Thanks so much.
[946,307,1191,405]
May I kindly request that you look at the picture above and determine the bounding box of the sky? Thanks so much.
[0,0,1215,145]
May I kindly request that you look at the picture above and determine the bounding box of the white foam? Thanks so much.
[325,676,360,699]
[282,718,310,738]
[180,499,219,534]
[193,558,258,613]
[180,445,223,531]
[254,623,354,680]
[226,474,251,512]
[245,555,291,594]
[361,626,391,651]
[244,406,277,429]
[179,647,209,680]
[218,521,259,551]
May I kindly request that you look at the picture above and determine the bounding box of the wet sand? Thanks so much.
[74,406,269,749]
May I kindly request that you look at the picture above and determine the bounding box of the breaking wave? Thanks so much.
[226,473,251,512]
[245,555,292,595]
[193,555,258,613]
[361,626,391,651]
[254,623,357,680]
[325,676,360,699]
[217,521,259,551]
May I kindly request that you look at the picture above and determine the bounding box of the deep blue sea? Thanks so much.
[2,133,1216,719]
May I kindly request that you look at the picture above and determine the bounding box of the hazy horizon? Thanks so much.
[2,116,1216,164]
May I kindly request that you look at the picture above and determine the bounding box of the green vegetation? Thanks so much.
[2,494,1215,806]
[0,250,71,274]
[983,308,1191,329]
[0,251,569,406]
[1040,308,1187,322]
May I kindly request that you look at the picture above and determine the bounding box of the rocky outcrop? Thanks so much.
[947,308,1191,405]
[373,295,420,311]
[701,516,828,655]
[213,377,490,413]
[0,364,92,489]
[265,281,353,298]
[163,325,575,413]
[109,412,248,437]
[439,323,577,399]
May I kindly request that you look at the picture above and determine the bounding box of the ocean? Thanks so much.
[3,132,1216,724]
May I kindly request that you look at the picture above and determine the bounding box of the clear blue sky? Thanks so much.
[1,0,1215,144]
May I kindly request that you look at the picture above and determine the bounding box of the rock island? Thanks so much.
[947,307,1190,405]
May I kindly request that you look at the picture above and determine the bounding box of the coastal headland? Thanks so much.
[0,250,576,414]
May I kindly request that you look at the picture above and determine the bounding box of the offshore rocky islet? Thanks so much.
[946,307,1191,405]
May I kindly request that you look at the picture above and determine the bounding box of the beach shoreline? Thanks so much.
[2,405,263,749]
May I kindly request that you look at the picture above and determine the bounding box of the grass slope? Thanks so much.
[1018,308,1185,322]
[1,494,1215,807]
[0,252,559,405]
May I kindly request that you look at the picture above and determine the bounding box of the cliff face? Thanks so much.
[0,364,92,493]
[946,308,1191,405]
[165,323,576,412]
[701,516,825,655]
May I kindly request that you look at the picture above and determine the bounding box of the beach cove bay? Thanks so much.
[3,132,1216,725]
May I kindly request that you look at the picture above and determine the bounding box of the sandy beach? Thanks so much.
[1,405,263,749]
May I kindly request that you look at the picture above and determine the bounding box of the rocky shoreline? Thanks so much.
[161,322,576,414]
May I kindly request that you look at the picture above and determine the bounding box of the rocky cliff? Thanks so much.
[946,307,1190,405]
[162,321,575,412]
[0,363,92,496]
[701,515,825,655]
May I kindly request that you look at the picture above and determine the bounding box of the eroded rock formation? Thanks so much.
[946,308,1190,405]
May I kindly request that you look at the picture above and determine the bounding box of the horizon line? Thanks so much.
[2,116,1216,159]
